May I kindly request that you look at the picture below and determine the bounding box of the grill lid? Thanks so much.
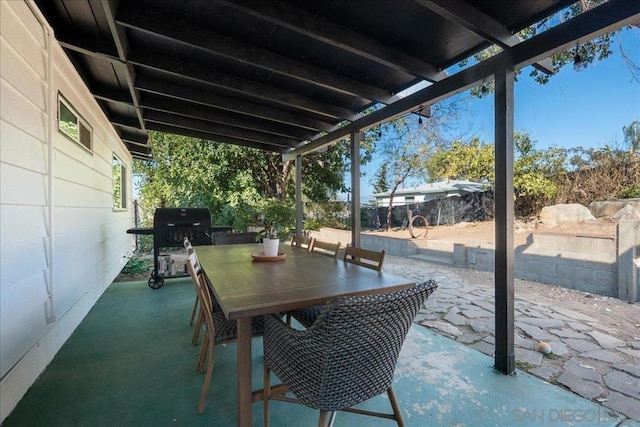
[153,208,212,228]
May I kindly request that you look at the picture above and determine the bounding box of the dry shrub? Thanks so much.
[555,151,639,206]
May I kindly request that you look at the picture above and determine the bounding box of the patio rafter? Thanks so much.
[56,32,119,61]
[125,142,152,157]
[36,0,598,155]
[144,111,301,149]
[92,85,132,105]
[127,48,358,121]
[141,95,313,141]
[416,0,554,74]
[285,0,640,160]
[134,76,334,133]
[107,112,142,130]
[146,123,285,153]
[116,1,394,104]
[101,0,145,132]
[117,129,149,146]
[213,0,448,82]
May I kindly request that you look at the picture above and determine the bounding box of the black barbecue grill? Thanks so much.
[151,208,211,288]
[127,208,230,289]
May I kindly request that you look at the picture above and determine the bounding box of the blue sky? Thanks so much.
[352,28,640,204]
[462,30,639,151]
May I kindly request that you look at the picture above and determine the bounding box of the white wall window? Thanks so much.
[113,155,127,210]
[58,94,92,151]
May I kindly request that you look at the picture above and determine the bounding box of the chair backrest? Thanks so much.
[343,246,385,271]
[186,251,246,344]
[267,280,438,410]
[310,239,340,259]
[185,252,215,336]
[212,231,257,245]
[291,235,313,251]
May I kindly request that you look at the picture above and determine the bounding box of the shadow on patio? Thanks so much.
[3,278,626,426]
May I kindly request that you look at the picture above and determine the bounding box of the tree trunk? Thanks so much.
[386,189,398,231]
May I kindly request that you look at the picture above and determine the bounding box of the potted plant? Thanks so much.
[255,198,295,257]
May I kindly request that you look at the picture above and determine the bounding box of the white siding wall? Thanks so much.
[0,2,134,420]
[376,192,464,206]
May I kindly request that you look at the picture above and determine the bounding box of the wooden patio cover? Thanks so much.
[34,0,640,374]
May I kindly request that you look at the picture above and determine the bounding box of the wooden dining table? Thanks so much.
[194,243,415,427]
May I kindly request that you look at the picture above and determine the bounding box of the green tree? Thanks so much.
[134,133,256,228]
[372,161,389,193]
[513,134,567,216]
[423,132,567,218]
[377,117,441,230]
[424,137,494,183]
[133,131,364,230]
[371,98,466,229]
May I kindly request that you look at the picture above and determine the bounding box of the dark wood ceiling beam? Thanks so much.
[416,0,553,74]
[131,152,152,161]
[285,0,640,160]
[123,138,150,149]
[92,86,133,105]
[214,0,447,82]
[140,94,313,140]
[126,142,151,156]
[127,48,355,120]
[52,31,150,134]
[102,0,145,130]
[55,32,152,130]
[116,3,392,104]
[56,31,120,61]
[147,122,284,153]
[135,76,334,133]
[144,110,300,148]
[118,129,149,145]
[108,112,141,129]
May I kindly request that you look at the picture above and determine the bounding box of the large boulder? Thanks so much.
[590,199,640,219]
[539,204,596,226]
[610,204,640,222]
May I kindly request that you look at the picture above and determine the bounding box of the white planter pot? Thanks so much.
[263,238,280,257]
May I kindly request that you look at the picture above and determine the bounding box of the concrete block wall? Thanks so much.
[310,228,424,258]
[453,233,618,297]
[454,244,494,272]
[636,258,640,299]
[311,222,639,301]
[453,229,638,299]
[518,233,617,296]
[617,220,639,302]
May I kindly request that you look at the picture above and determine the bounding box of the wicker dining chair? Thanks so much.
[185,252,265,414]
[284,239,340,325]
[289,244,382,328]
[263,280,438,427]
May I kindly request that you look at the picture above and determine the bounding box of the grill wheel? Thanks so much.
[148,275,164,289]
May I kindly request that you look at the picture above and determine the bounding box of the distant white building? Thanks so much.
[373,180,486,206]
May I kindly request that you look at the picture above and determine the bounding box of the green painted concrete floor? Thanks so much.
[4,278,634,426]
